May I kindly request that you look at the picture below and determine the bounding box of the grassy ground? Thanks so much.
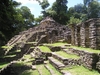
[3,54,16,58]
[39,46,51,52]
[45,42,68,46]
[37,64,51,75]
[1,45,13,50]
[71,46,100,53]
[47,63,62,75]
[62,66,100,75]
[20,54,35,65]
[0,62,9,70]
[55,51,80,59]
[20,70,39,75]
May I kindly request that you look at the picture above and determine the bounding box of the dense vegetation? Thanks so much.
[0,0,100,46]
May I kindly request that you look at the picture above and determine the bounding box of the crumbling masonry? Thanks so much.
[71,18,100,49]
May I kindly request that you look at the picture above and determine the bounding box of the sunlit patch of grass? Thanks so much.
[13,61,27,67]
[0,62,9,69]
[37,65,51,75]
[15,49,21,52]
[9,49,21,54]
[1,45,13,50]
[62,66,100,75]
[39,46,51,52]
[20,70,39,75]
[19,54,35,65]
[14,61,32,67]
[3,54,16,58]
[45,42,68,47]
[23,54,32,59]
[71,46,100,53]
[30,47,34,49]
[55,51,79,59]
[47,64,62,75]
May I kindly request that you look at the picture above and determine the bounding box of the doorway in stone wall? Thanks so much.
[85,23,90,47]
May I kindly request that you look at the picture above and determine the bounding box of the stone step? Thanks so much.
[44,64,62,75]
[52,51,80,65]
[48,57,65,70]
[52,52,67,64]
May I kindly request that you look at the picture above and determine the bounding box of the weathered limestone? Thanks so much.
[71,18,100,49]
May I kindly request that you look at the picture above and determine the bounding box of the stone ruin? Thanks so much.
[70,18,100,50]
[4,16,71,54]
[1,17,100,75]
[6,17,100,51]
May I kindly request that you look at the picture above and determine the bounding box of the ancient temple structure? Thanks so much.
[71,18,100,49]
[6,17,71,53]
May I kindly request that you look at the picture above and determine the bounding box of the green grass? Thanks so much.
[0,62,9,69]
[1,45,14,51]
[46,42,68,46]
[30,47,35,49]
[23,54,32,59]
[13,61,27,67]
[55,51,80,59]
[62,66,100,75]
[20,70,39,75]
[71,46,100,53]
[3,54,16,58]
[14,61,32,67]
[37,65,51,75]
[39,46,51,52]
[23,54,35,63]
[15,49,21,52]
[47,64,62,75]
[15,54,35,66]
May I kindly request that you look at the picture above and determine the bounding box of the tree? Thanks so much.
[0,0,34,46]
[14,6,34,33]
[68,3,87,22]
[0,0,21,46]
[46,0,68,24]
[68,16,82,24]
[34,16,43,25]
[37,0,50,17]
[87,1,100,18]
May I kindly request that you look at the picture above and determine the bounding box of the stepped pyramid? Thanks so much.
[5,16,71,54]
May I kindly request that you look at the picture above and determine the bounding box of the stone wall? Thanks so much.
[68,48,99,69]
[71,18,100,50]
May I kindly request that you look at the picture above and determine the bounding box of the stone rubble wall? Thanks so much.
[68,48,99,70]
[71,18,100,50]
